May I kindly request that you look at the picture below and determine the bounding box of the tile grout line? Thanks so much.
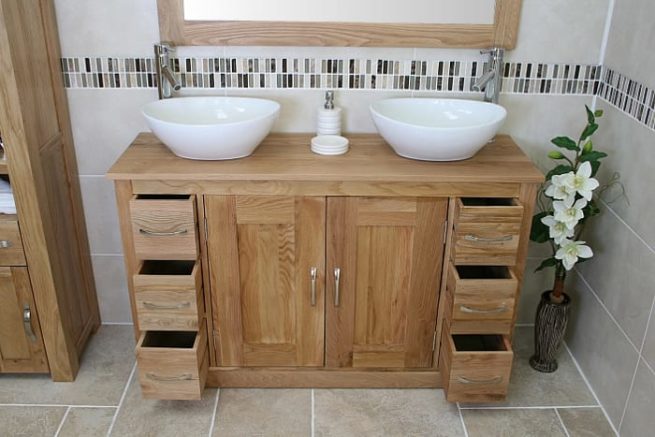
[456,403,469,437]
[0,403,118,408]
[311,388,315,437]
[563,342,619,436]
[106,362,136,437]
[53,406,71,437]
[598,198,655,255]
[207,388,221,437]
[458,405,602,410]
[554,408,571,437]
[618,293,655,433]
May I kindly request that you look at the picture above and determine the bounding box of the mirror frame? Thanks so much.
[158,0,522,48]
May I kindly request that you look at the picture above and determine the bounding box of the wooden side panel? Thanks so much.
[327,197,447,369]
[0,267,48,373]
[207,196,325,367]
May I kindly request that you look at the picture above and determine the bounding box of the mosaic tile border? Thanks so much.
[597,67,655,131]
[60,56,599,96]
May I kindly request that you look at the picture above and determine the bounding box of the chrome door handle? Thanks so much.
[333,267,341,307]
[460,304,508,314]
[142,301,191,310]
[464,234,513,243]
[139,228,188,237]
[456,376,503,385]
[145,372,193,382]
[310,267,317,306]
[23,304,37,342]
[0,240,13,249]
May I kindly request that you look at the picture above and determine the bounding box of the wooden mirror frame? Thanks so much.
[158,0,522,48]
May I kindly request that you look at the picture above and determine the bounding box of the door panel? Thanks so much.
[326,197,448,369]
[206,196,325,367]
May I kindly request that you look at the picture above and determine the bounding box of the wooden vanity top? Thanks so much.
[108,133,543,185]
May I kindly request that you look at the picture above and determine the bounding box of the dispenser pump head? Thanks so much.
[324,90,335,110]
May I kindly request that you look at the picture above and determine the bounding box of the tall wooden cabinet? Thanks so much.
[0,0,100,380]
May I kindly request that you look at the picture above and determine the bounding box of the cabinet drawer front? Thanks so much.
[134,260,203,331]
[0,220,26,266]
[453,198,523,265]
[130,195,198,260]
[447,264,516,321]
[136,327,208,400]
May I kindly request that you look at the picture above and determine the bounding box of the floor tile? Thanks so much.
[0,406,66,437]
[58,407,116,437]
[461,409,567,437]
[557,408,615,437]
[0,325,135,405]
[110,376,217,437]
[213,389,310,437]
[463,327,597,407]
[315,389,464,437]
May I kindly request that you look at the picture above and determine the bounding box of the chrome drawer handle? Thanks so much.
[139,228,188,237]
[23,305,37,342]
[142,301,191,310]
[334,267,341,307]
[0,240,13,249]
[460,304,508,314]
[464,234,513,243]
[145,372,193,382]
[457,376,503,385]
[310,267,317,306]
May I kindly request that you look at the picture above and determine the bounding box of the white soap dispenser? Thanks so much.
[316,90,342,136]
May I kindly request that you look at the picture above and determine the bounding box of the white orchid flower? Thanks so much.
[553,196,588,229]
[545,173,576,202]
[561,161,600,201]
[541,215,575,244]
[555,239,594,270]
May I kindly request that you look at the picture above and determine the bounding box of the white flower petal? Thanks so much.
[578,161,592,178]
[577,245,593,258]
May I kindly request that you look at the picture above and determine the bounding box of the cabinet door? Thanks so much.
[326,197,448,369]
[206,196,325,367]
[0,267,48,373]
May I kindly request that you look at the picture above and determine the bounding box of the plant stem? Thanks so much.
[552,264,567,300]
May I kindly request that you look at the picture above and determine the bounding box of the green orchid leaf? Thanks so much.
[580,151,608,162]
[590,160,601,177]
[580,123,599,142]
[530,211,551,243]
[545,164,574,181]
[551,136,579,151]
[535,257,558,272]
[586,105,595,124]
[548,151,566,160]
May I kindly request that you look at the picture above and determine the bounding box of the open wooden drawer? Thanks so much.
[452,198,523,266]
[129,194,198,261]
[439,327,513,403]
[134,260,203,331]
[136,326,208,400]
[445,263,517,335]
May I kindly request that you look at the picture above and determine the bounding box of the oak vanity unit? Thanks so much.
[108,133,542,402]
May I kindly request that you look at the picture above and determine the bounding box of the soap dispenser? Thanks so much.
[316,90,342,136]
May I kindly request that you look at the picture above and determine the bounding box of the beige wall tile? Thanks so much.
[79,177,122,255]
[557,408,615,437]
[461,408,567,437]
[517,257,554,324]
[91,255,132,324]
[58,407,115,437]
[643,310,655,370]
[620,360,655,436]
[0,407,66,437]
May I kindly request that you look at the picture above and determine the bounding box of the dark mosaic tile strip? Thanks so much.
[597,67,655,131]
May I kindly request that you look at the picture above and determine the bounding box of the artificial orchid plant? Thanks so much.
[530,106,608,304]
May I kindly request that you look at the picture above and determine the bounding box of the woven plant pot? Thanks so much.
[529,290,571,373]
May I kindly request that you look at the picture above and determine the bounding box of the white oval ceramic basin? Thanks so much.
[370,98,507,161]
[142,97,280,160]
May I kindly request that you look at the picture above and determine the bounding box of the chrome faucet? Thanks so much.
[473,48,504,104]
[154,43,181,99]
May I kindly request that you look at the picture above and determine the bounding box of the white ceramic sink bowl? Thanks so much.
[370,98,507,161]
[142,96,280,160]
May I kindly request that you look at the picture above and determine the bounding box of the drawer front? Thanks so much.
[130,196,198,260]
[445,286,513,335]
[134,261,203,331]
[452,198,523,266]
[0,220,26,266]
[439,328,513,403]
[136,326,208,400]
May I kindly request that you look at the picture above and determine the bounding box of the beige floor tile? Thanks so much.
[315,389,464,437]
[462,327,597,407]
[0,325,135,406]
[110,376,217,437]
[462,409,567,437]
[0,406,66,437]
[58,407,116,437]
[212,389,310,437]
[557,408,616,437]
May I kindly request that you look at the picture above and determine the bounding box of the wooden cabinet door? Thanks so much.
[326,197,448,369]
[206,196,325,367]
[0,267,48,373]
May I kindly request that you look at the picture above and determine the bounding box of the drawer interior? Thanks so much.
[140,330,197,349]
[455,265,512,280]
[135,194,191,200]
[138,260,195,276]
[460,198,518,207]
[452,334,509,352]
